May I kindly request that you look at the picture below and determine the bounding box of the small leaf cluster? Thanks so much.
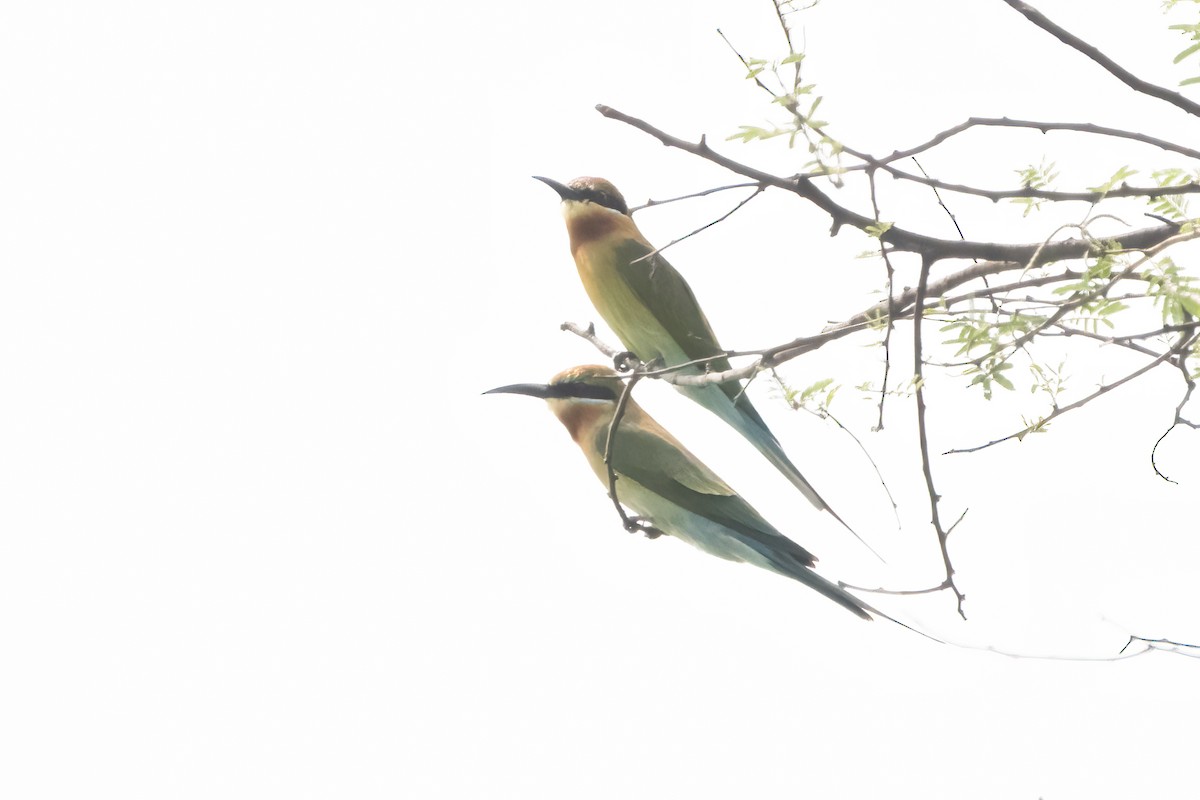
[1143,256,1200,323]
[1087,165,1137,196]
[727,45,844,177]
[1165,0,1200,86]
[1052,247,1129,332]
[940,310,1045,400]
[1149,168,1199,220]
[779,376,840,412]
[1011,160,1059,216]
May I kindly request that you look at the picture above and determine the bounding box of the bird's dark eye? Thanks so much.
[582,189,628,215]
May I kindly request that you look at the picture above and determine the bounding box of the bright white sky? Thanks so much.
[2,1,1198,798]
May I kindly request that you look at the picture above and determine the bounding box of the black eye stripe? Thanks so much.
[549,383,619,401]
[579,188,628,215]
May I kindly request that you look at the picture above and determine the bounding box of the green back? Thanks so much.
[604,422,817,569]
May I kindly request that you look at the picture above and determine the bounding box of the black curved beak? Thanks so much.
[532,175,582,202]
[484,382,620,401]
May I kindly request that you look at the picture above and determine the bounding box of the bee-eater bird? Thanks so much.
[533,175,860,537]
[486,364,872,620]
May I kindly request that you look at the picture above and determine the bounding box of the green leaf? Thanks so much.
[1181,294,1200,318]
[1087,165,1138,195]
[1175,41,1200,62]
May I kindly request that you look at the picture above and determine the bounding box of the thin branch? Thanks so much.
[1041,320,1200,364]
[842,503,969,596]
[912,157,975,246]
[839,579,954,598]
[595,104,1182,264]
[1043,323,1169,362]
[913,252,968,619]
[1000,0,1200,118]
[561,321,620,359]
[947,335,1196,454]
[946,228,1200,371]
[940,271,1086,308]
[718,29,779,98]
[875,168,1200,203]
[1151,423,1182,484]
[602,369,663,539]
[632,186,765,263]
[938,632,1200,661]
[870,118,1200,167]
[634,181,761,212]
[867,169,897,431]
[1119,635,1200,657]
[1151,332,1200,481]
[776,373,903,531]
[1111,320,1200,342]
[771,0,799,58]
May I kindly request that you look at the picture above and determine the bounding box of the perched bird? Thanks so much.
[533,175,858,536]
[486,364,872,620]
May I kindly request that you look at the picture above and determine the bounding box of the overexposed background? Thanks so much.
[2,1,1198,797]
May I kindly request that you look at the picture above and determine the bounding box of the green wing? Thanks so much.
[610,237,770,424]
[604,423,817,568]
[611,238,729,368]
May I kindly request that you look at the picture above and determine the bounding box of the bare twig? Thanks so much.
[775,372,903,530]
[632,185,765,263]
[912,251,968,619]
[561,321,621,359]
[602,369,663,539]
[867,169,897,431]
[635,181,761,212]
[1119,635,1200,657]
[839,579,953,598]
[946,336,1194,454]
[1151,334,1200,481]
[870,169,1200,204]
[867,118,1200,167]
[912,157,975,249]
[1000,0,1200,118]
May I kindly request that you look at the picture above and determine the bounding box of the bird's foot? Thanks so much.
[623,516,664,539]
[613,351,641,373]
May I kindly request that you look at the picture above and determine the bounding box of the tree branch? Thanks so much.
[912,253,968,619]
[595,104,1182,264]
[1000,0,1200,118]
[602,369,664,539]
[946,335,1195,454]
[863,118,1200,168]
